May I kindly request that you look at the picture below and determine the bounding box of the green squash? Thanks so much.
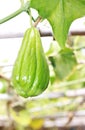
[12,27,49,98]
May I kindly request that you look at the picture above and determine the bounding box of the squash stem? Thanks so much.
[33,16,42,27]
[29,9,33,27]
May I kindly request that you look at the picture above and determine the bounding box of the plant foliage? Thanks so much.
[30,0,85,48]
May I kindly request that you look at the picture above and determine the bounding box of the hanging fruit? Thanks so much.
[12,27,49,98]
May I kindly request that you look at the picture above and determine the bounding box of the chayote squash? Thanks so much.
[12,27,49,98]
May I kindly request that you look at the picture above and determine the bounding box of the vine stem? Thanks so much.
[0,1,30,24]
[33,16,42,27]
[0,1,41,27]
[20,0,24,7]
[0,8,24,24]
[29,9,33,27]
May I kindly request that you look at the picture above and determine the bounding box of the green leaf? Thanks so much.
[0,79,8,93]
[30,0,85,48]
[49,48,77,81]
[67,64,85,89]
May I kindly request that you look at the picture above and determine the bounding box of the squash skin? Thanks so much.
[12,27,49,98]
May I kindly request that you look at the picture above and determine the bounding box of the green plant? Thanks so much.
[0,78,8,93]
[12,27,49,98]
[0,0,85,97]
[0,0,85,48]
